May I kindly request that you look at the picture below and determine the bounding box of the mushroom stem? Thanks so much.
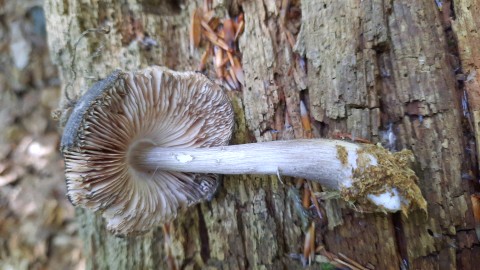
[131,138,411,211]
[132,139,358,189]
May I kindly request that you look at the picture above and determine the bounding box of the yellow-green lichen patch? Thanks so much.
[336,145,348,166]
[340,144,427,215]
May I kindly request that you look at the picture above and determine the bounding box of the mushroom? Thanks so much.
[61,66,426,235]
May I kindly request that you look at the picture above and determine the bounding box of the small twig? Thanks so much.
[338,252,369,270]
[276,168,284,185]
[306,181,323,219]
[162,224,179,270]
[334,258,361,270]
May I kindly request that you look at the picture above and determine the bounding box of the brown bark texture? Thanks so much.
[44,0,480,269]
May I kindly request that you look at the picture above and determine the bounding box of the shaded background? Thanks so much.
[0,1,83,269]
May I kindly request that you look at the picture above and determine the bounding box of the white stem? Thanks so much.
[131,139,369,190]
[130,139,408,211]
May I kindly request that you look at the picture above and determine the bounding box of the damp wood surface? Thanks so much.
[44,0,480,269]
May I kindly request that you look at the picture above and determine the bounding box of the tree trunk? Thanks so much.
[44,0,480,269]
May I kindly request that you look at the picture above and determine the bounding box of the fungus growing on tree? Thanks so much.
[61,66,426,235]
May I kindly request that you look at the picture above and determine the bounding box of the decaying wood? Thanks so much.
[295,0,479,268]
[44,0,479,269]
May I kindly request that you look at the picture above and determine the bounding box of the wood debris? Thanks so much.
[190,4,244,90]
[290,245,371,269]
[302,222,316,266]
[162,223,179,270]
[471,194,480,241]
[332,131,373,144]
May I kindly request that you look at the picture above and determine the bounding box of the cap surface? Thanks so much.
[61,66,234,234]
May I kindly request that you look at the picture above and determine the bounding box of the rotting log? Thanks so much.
[295,0,479,268]
[45,0,480,269]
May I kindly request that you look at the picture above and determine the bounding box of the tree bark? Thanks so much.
[45,0,480,269]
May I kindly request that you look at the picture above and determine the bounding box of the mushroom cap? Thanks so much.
[61,66,234,234]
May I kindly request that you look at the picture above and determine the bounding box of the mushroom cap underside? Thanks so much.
[61,66,234,234]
